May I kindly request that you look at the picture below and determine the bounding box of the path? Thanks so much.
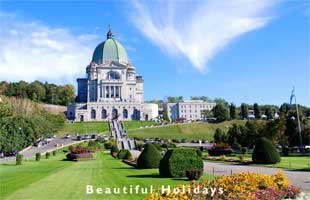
[0,136,94,163]
[204,160,310,191]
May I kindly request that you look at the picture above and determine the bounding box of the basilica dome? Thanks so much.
[92,28,128,64]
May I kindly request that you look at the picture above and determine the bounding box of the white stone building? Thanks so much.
[166,100,216,122]
[67,29,158,121]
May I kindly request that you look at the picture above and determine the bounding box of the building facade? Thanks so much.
[166,100,216,122]
[67,29,158,121]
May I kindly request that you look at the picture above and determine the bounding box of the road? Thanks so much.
[204,160,310,191]
[0,136,92,163]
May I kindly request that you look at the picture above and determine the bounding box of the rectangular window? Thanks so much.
[106,86,109,98]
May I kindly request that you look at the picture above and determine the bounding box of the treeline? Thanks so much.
[0,96,66,154]
[213,111,310,148]
[0,81,75,106]
[205,100,310,122]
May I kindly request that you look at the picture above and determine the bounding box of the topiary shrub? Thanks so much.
[52,151,56,156]
[35,153,41,161]
[159,148,204,178]
[282,146,289,156]
[117,149,132,160]
[196,149,202,157]
[16,154,23,165]
[152,143,162,151]
[252,137,281,164]
[137,143,162,169]
[110,145,119,158]
[241,147,247,154]
[186,169,203,180]
[46,152,51,159]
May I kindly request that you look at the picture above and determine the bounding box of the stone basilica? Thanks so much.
[67,28,158,121]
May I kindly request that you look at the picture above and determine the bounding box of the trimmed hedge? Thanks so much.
[186,169,203,180]
[110,145,119,158]
[159,148,203,178]
[16,154,23,165]
[117,149,132,160]
[137,143,162,169]
[46,152,51,159]
[35,153,41,161]
[252,137,281,164]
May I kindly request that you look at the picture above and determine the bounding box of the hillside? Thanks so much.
[128,120,246,141]
[39,103,67,114]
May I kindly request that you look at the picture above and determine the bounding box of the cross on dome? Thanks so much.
[107,24,113,39]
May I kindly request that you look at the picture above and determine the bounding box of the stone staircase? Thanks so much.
[109,119,137,150]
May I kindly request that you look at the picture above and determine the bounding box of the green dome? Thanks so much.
[92,29,128,64]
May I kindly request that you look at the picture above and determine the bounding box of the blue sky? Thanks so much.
[0,0,309,106]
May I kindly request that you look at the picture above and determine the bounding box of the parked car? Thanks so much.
[65,134,71,139]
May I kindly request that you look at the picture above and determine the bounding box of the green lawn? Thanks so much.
[251,155,310,170]
[128,120,246,141]
[0,150,214,200]
[59,121,158,136]
[205,154,310,170]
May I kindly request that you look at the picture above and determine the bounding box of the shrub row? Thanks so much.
[159,148,203,178]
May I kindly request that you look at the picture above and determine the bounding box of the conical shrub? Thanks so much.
[252,137,281,164]
[137,143,162,169]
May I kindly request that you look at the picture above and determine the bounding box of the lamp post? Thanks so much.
[290,86,303,155]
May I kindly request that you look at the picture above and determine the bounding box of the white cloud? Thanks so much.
[0,12,98,84]
[130,0,277,72]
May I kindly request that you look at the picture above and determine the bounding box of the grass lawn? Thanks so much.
[252,155,310,170]
[59,121,158,136]
[128,120,246,141]
[0,150,214,200]
[205,154,310,170]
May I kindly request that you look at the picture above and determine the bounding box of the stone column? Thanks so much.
[113,86,116,98]
[103,85,105,99]
[87,81,90,102]
[97,82,100,102]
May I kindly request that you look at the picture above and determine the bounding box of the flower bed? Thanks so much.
[203,156,252,165]
[66,145,94,161]
[145,171,301,200]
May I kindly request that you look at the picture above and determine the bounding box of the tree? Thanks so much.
[190,96,213,102]
[201,109,212,120]
[27,81,46,102]
[214,128,226,143]
[240,103,248,119]
[229,103,236,119]
[214,98,229,108]
[162,112,169,121]
[264,106,273,119]
[253,103,261,119]
[167,96,183,103]
[212,104,229,122]
[227,124,243,148]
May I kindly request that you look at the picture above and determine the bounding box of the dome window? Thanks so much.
[107,71,120,80]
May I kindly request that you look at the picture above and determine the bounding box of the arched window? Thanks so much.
[123,109,128,119]
[101,109,107,119]
[107,71,120,80]
[132,108,140,120]
[91,109,96,119]
[112,108,118,119]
